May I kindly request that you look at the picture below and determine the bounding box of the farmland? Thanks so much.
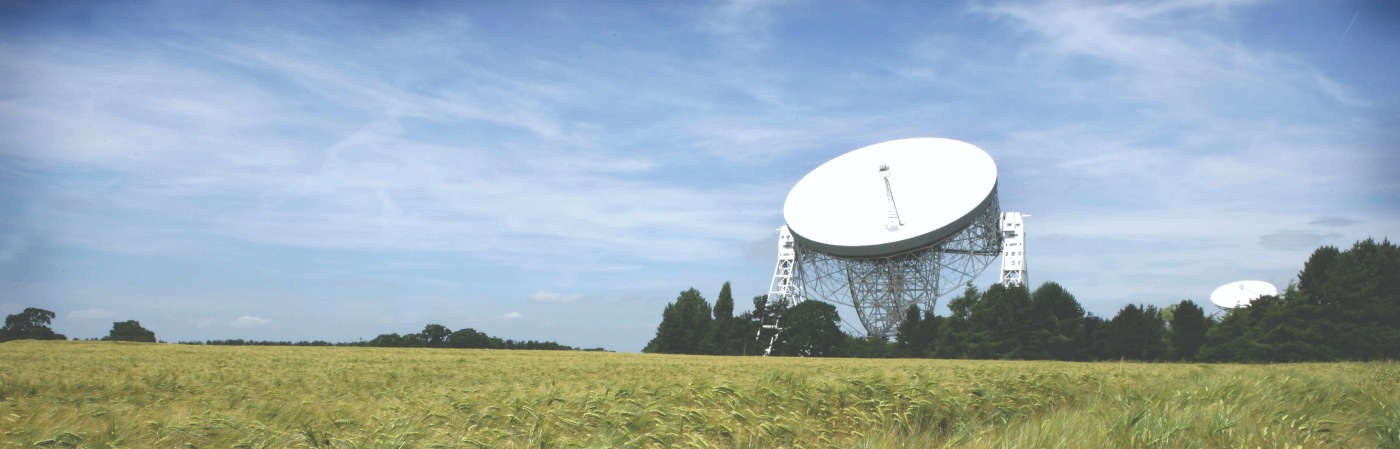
[2,341,1397,448]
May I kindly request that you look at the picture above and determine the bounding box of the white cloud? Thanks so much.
[231,316,272,328]
[531,291,582,303]
[494,312,523,321]
[977,0,1317,113]
[67,309,115,320]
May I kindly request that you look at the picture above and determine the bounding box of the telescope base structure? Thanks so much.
[792,196,1003,338]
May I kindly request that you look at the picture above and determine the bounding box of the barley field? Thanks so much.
[1,341,1396,448]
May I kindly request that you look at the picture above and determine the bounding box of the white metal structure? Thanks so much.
[759,226,802,355]
[1000,212,1028,287]
[768,138,1006,339]
[767,226,801,308]
[1210,280,1278,308]
[785,138,999,257]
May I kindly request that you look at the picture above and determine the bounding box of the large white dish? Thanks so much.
[783,138,998,257]
[1209,280,1279,308]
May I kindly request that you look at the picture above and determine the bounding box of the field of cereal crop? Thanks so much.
[2,340,1398,448]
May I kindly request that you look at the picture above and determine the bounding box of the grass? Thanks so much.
[1,340,1396,448]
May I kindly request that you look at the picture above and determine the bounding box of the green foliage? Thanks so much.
[935,283,980,358]
[446,327,497,349]
[1168,299,1208,361]
[1077,314,1106,360]
[1100,304,1166,361]
[1301,238,1400,360]
[643,288,712,354]
[103,320,156,342]
[967,284,1047,359]
[1032,281,1084,360]
[836,334,895,358]
[918,310,941,357]
[421,324,450,348]
[772,300,844,357]
[358,327,577,351]
[894,304,924,357]
[701,282,744,355]
[0,307,65,342]
[1197,238,1400,362]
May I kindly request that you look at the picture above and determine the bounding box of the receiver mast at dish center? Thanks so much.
[765,138,1029,340]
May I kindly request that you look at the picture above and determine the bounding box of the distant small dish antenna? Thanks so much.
[1209,280,1278,308]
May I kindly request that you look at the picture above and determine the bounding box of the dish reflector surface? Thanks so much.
[783,138,998,257]
[1209,280,1278,308]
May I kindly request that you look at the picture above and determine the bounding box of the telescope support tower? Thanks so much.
[999,212,1028,288]
[759,226,802,355]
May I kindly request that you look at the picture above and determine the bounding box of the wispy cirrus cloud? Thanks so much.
[231,316,272,328]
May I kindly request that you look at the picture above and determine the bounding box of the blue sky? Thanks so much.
[2,0,1396,351]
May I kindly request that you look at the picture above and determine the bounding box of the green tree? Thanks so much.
[643,288,712,354]
[1252,288,1331,362]
[1198,307,1268,362]
[702,282,739,355]
[1167,299,1208,361]
[1299,238,1400,360]
[1101,304,1166,361]
[774,300,844,357]
[1031,282,1084,361]
[369,333,404,347]
[1297,245,1341,296]
[422,324,451,348]
[918,310,942,357]
[104,320,156,342]
[1077,314,1105,360]
[894,304,924,358]
[966,284,1044,359]
[447,327,499,349]
[935,284,979,358]
[736,295,769,356]
[402,333,427,347]
[1,307,65,342]
[837,335,894,358]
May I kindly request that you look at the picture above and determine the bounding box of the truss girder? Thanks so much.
[793,195,1002,338]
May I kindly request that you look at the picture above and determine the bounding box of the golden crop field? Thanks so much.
[1,341,1397,448]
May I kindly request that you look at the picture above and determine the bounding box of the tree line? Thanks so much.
[0,311,603,352]
[1,309,154,343]
[183,325,604,351]
[351,324,603,351]
[645,238,1398,362]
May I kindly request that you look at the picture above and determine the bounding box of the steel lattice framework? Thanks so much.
[792,193,1003,338]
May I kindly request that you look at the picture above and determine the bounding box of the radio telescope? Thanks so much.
[762,138,1023,346]
[1209,280,1278,309]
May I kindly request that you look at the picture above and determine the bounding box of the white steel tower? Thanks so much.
[1000,212,1028,287]
[759,225,803,355]
[766,225,802,309]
